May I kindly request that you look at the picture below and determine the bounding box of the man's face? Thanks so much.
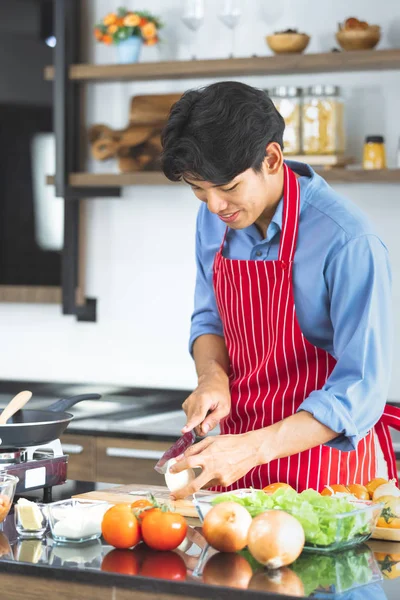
[184,161,273,231]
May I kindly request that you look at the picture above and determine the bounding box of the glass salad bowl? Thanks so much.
[193,488,384,552]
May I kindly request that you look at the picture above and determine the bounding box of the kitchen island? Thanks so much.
[0,480,399,600]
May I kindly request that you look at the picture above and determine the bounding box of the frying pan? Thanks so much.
[0,393,101,449]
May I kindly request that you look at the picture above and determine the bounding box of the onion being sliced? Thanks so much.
[164,458,195,493]
[202,502,252,553]
[247,510,305,569]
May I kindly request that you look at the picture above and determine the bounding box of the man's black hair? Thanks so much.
[161,81,285,185]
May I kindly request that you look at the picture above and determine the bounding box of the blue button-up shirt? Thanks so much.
[190,160,393,451]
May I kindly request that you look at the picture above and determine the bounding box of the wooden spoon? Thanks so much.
[0,391,33,425]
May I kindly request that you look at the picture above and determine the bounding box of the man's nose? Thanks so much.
[207,192,228,215]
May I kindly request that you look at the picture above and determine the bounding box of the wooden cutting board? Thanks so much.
[73,484,214,519]
[371,527,400,541]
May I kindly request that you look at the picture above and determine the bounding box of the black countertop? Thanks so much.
[0,480,399,600]
[0,378,398,450]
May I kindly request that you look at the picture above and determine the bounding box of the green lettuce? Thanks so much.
[291,545,375,595]
[211,488,371,547]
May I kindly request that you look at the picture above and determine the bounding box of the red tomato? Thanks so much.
[141,510,188,551]
[140,550,187,581]
[101,504,141,549]
[101,549,139,575]
[131,499,160,523]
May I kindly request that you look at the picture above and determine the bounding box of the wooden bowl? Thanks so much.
[336,26,381,51]
[266,33,310,55]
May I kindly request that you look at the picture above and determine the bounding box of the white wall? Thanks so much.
[0,0,399,397]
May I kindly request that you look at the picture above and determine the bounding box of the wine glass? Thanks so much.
[181,0,205,60]
[218,0,241,58]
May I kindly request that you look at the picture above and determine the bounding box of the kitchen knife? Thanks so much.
[154,430,196,475]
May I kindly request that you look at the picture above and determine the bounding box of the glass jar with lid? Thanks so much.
[270,86,302,156]
[302,85,345,155]
[363,135,387,169]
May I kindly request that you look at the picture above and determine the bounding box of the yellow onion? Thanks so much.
[202,502,252,552]
[247,510,305,568]
[248,568,305,596]
[373,480,400,501]
[203,552,253,588]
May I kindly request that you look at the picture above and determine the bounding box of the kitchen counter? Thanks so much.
[0,480,399,600]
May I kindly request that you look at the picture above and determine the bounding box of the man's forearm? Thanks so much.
[192,334,230,382]
[251,410,339,466]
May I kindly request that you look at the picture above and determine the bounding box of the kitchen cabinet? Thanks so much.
[96,437,169,486]
[61,434,169,485]
[60,434,96,481]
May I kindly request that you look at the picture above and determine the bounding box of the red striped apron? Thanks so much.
[212,163,400,492]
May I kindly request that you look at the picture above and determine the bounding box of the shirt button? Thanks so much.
[255,251,262,257]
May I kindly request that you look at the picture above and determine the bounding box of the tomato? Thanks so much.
[140,550,186,581]
[346,484,370,500]
[263,483,293,495]
[367,478,388,498]
[131,499,160,523]
[101,548,139,575]
[321,484,349,496]
[101,504,141,549]
[141,510,188,551]
[376,495,400,528]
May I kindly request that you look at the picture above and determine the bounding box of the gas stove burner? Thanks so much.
[1,439,68,497]
[0,449,26,465]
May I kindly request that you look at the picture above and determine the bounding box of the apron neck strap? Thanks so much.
[278,163,301,263]
[219,227,229,253]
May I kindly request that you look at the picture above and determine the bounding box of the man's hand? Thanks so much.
[182,372,231,436]
[169,433,259,499]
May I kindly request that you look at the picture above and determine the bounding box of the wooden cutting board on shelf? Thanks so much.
[73,484,214,518]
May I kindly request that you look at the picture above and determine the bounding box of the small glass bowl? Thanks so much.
[14,503,48,539]
[14,538,48,564]
[47,499,109,544]
[0,474,18,524]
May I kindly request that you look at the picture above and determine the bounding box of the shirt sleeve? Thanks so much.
[189,210,224,355]
[297,234,393,451]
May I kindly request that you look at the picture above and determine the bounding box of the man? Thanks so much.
[161,81,400,499]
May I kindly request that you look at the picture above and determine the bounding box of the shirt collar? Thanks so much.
[245,160,314,243]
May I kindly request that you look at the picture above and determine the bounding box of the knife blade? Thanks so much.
[154,429,196,474]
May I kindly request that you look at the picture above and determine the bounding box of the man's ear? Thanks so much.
[264,142,283,175]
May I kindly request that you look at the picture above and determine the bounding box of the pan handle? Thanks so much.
[47,393,102,413]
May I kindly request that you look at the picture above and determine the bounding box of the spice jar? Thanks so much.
[302,85,345,155]
[270,86,302,155]
[363,136,387,169]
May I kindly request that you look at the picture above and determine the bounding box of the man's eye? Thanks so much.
[222,184,238,192]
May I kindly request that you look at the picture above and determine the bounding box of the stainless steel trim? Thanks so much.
[62,443,84,455]
[0,416,72,427]
[106,447,164,460]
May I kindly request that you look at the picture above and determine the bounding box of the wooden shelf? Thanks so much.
[47,169,400,187]
[44,49,400,82]
[0,286,61,304]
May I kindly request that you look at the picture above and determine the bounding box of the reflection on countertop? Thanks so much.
[0,480,399,600]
